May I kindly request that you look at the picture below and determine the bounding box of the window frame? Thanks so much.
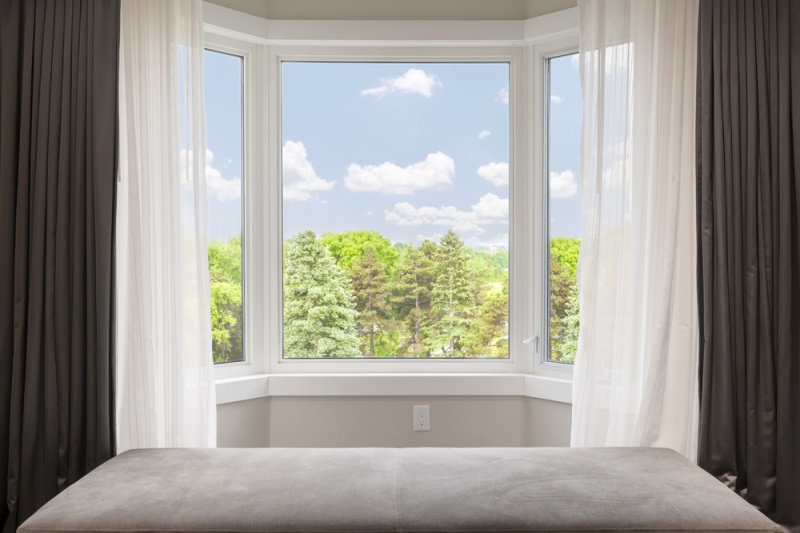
[267,45,529,375]
[533,37,580,379]
[202,6,580,385]
[204,33,267,380]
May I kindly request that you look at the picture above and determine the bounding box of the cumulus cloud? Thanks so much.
[361,68,442,99]
[478,130,492,140]
[283,140,334,201]
[551,94,562,104]
[550,169,578,198]
[416,232,444,243]
[496,87,509,104]
[344,152,455,194]
[180,149,241,202]
[385,193,508,235]
[477,162,508,187]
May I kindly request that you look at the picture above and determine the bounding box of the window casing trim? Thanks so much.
[203,6,579,382]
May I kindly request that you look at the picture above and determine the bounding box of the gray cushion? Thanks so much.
[18,447,782,532]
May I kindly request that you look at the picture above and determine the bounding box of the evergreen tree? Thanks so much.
[424,231,474,357]
[283,231,361,357]
[349,245,390,356]
[393,243,435,357]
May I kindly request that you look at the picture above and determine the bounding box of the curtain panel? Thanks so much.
[116,0,216,451]
[571,0,700,459]
[0,1,120,531]
[696,0,800,529]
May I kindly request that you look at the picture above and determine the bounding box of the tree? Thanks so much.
[548,238,580,362]
[283,231,361,358]
[561,283,580,363]
[349,245,391,356]
[393,243,435,357]
[465,271,508,357]
[321,231,399,275]
[550,237,580,276]
[208,235,243,363]
[424,231,474,357]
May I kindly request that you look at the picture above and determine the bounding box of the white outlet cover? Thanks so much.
[413,405,430,432]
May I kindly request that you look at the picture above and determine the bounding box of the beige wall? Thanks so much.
[217,396,570,448]
[217,396,270,447]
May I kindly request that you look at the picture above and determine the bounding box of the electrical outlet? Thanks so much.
[413,405,430,432]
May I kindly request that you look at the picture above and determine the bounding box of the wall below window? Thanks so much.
[216,396,570,447]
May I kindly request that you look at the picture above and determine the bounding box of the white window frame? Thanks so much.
[203,3,579,391]
[267,45,529,375]
[532,37,580,380]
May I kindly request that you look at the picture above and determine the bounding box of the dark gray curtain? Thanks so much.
[696,0,800,531]
[0,1,120,531]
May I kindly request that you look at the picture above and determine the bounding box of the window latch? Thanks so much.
[523,334,539,354]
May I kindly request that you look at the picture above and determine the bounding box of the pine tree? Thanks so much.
[349,245,390,356]
[283,231,361,358]
[424,231,474,357]
[393,243,435,357]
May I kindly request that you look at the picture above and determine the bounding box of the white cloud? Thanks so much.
[344,152,455,194]
[478,130,492,140]
[180,149,241,202]
[283,140,334,201]
[385,193,508,235]
[496,87,509,104]
[551,94,562,104]
[550,169,578,198]
[361,68,442,99]
[477,162,508,187]
[416,232,444,243]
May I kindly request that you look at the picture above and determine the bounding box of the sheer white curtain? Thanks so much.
[571,0,699,459]
[116,0,216,451]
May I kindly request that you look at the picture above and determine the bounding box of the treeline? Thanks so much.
[284,230,508,359]
[208,231,578,363]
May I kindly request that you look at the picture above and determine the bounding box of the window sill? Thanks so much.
[216,373,572,405]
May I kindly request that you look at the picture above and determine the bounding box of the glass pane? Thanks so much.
[281,62,510,359]
[548,53,581,364]
[204,49,244,364]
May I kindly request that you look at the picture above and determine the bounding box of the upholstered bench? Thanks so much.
[19,447,781,533]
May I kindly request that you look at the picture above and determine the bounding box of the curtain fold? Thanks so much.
[571,0,700,459]
[0,1,120,531]
[116,0,216,451]
[696,1,800,530]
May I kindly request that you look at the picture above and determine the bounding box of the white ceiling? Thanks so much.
[205,0,577,21]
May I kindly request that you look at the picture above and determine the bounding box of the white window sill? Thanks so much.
[216,373,572,405]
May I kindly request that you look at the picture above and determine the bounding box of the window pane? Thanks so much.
[204,49,244,364]
[281,62,510,359]
[548,53,581,364]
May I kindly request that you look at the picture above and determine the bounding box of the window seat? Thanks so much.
[19,447,780,532]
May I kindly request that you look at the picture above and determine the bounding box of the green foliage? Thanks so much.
[393,243,435,357]
[423,231,476,357]
[549,237,580,363]
[550,237,580,276]
[561,283,580,363]
[467,249,508,282]
[207,231,544,362]
[283,231,361,358]
[208,235,243,363]
[349,245,391,356]
[321,231,400,275]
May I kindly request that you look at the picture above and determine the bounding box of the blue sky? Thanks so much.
[203,52,581,246]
